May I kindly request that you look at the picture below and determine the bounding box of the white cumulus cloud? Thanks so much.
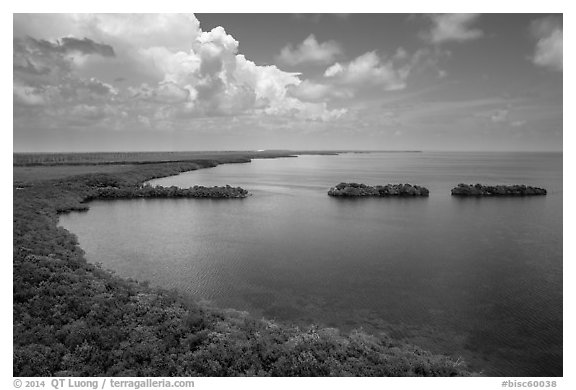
[277,34,343,66]
[324,51,410,91]
[13,14,346,130]
[531,16,562,71]
[288,80,353,101]
[422,14,483,44]
[14,13,201,51]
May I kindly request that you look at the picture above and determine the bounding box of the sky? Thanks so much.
[13,13,563,152]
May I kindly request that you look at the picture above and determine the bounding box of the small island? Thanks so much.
[89,184,250,200]
[328,182,430,197]
[451,183,547,197]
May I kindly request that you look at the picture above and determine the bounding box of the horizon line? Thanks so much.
[12,149,563,154]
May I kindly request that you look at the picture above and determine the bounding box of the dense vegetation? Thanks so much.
[328,183,430,197]
[14,154,471,376]
[90,184,249,200]
[451,183,547,196]
[13,151,268,166]
[13,150,341,166]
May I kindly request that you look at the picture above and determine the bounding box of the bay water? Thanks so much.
[59,152,562,376]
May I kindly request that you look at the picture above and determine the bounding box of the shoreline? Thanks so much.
[13,152,473,376]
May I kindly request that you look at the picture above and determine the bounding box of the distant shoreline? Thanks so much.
[13,149,565,167]
[12,150,426,167]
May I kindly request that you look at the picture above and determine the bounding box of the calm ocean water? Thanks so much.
[59,152,562,376]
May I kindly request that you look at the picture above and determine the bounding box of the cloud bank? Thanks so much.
[13,13,346,132]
